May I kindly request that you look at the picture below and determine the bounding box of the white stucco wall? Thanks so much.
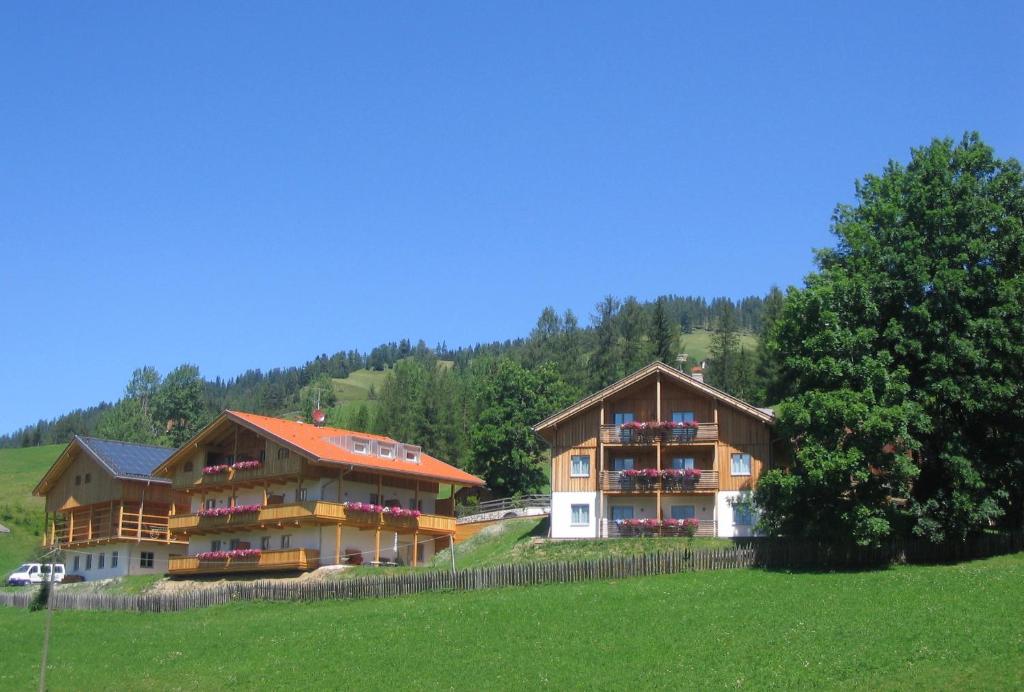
[551,491,598,538]
[67,542,177,580]
[715,491,759,538]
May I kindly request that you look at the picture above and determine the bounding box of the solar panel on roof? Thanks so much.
[78,437,174,479]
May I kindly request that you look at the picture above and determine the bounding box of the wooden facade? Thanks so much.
[535,362,776,538]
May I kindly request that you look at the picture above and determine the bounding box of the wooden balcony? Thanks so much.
[46,502,186,548]
[172,454,303,490]
[605,519,717,538]
[169,501,456,535]
[600,423,718,445]
[600,470,719,493]
[168,548,319,575]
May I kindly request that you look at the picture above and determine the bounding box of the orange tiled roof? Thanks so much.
[226,411,485,487]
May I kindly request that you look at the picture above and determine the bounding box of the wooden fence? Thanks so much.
[3,531,1021,613]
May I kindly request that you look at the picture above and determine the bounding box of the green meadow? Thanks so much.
[1,553,1021,690]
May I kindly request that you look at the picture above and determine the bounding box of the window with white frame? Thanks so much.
[404,449,420,463]
[734,504,755,525]
[671,457,695,470]
[731,453,752,476]
[611,506,634,521]
[378,444,395,459]
[570,504,590,526]
[612,457,635,471]
[352,438,370,455]
[570,454,591,477]
[670,505,696,520]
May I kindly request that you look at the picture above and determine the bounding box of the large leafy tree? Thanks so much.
[153,364,209,447]
[470,359,572,496]
[757,134,1024,544]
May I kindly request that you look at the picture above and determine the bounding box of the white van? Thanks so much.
[6,563,66,586]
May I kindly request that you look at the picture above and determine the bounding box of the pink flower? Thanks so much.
[202,464,230,475]
[232,460,262,471]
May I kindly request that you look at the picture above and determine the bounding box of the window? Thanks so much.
[98,553,105,569]
[612,457,635,471]
[384,499,401,508]
[140,552,154,569]
[75,475,81,486]
[570,455,591,477]
[734,505,754,525]
[259,449,266,463]
[409,499,423,511]
[260,536,272,550]
[111,551,118,568]
[611,506,634,521]
[277,447,290,460]
[369,494,381,505]
[211,539,222,552]
[225,454,235,465]
[613,412,635,425]
[73,556,80,571]
[85,554,92,570]
[405,449,419,463]
[671,457,695,470]
[183,461,193,472]
[205,499,217,510]
[352,439,369,455]
[671,505,696,520]
[229,539,241,550]
[672,411,695,423]
[378,444,394,459]
[84,473,91,483]
[280,535,292,549]
[731,453,752,476]
[570,504,590,526]
[295,488,308,502]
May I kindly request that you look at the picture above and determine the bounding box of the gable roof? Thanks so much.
[154,410,485,487]
[33,436,175,496]
[532,361,775,435]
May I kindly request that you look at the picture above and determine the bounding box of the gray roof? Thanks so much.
[0,523,9,533]
[76,436,175,483]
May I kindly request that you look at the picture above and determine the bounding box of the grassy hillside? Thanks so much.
[0,444,62,575]
[438,518,732,569]
[1,553,1021,689]
[674,327,758,366]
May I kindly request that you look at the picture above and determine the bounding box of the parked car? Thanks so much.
[6,563,66,586]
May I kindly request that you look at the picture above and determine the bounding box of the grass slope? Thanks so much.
[438,518,743,569]
[1,553,1022,689]
[0,445,62,576]
[675,328,758,366]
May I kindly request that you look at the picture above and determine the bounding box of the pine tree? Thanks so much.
[650,297,679,364]
[707,302,741,392]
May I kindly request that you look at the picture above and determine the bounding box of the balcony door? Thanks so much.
[611,457,635,471]
[670,505,696,520]
[670,457,695,470]
[611,506,634,521]
[672,411,695,423]
[613,412,635,425]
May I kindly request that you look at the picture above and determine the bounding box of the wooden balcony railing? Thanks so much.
[605,519,717,538]
[168,548,319,575]
[600,470,719,493]
[169,501,456,534]
[46,502,185,547]
[172,454,303,489]
[599,423,718,445]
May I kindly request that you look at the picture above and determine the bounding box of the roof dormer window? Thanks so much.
[352,438,370,455]
[377,444,395,459]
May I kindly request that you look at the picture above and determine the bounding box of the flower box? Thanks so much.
[196,548,262,561]
[232,459,262,471]
[197,504,261,518]
[202,464,231,475]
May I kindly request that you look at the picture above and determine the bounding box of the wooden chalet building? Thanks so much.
[34,436,189,579]
[154,411,484,576]
[533,362,776,539]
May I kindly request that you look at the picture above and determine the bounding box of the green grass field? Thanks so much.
[675,328,758,366]
[0,445,62,576]
[1,552,1021,690]
[435,518,733,569]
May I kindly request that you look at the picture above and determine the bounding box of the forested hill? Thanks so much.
[1,292,773,454]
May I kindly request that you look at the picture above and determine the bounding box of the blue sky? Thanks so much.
[1,2,1021,434]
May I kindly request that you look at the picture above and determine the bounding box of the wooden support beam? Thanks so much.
[374,525,381,565]
[88,505,94,541]
[656,372,662,422]
[116,503,123,538]
[411,531,418,567]
[335,524,342,565]
[137,496,145,542]
[68,510,75,545]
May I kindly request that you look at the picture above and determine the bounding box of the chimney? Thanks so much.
[690,366,704,383]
